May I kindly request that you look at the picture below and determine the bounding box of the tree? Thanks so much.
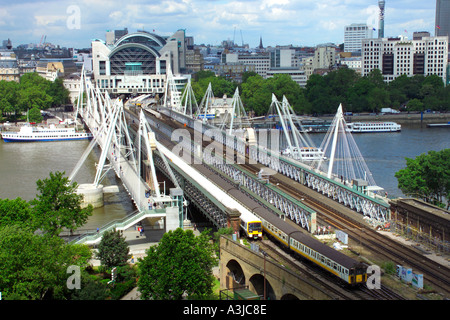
[193,70,216,82]
[406,98,424,112]
[96,228,130,269]
[48,78,70,107]
[0,225,91,300]
[138,228,217,300]
[367,87,391,113]
[18,81,53,112]
[28,106,43,123]
[0,198,32,229]
[30,171,93,236]
[395,149,450,206]
[241,74,271,116]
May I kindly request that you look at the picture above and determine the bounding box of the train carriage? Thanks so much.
[288,231,367,285]
[258,210,367,286]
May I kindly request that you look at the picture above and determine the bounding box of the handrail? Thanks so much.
[70,208,166,245]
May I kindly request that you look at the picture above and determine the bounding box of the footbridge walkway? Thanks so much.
[69,72,182,245]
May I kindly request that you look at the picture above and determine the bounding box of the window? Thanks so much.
[99,61,106,75]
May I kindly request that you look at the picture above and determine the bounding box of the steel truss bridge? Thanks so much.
[160,107,390,226]
[71,70,390,244]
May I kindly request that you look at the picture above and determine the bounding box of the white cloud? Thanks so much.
[0,0,438,48]
[35,15,66,26]
[109,11,123,21]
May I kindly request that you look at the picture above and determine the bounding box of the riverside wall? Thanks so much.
[321,112,450,125]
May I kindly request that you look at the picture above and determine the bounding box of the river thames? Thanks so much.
[0,123,448,229]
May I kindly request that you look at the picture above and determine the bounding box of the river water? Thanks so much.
[0,124,448,229]
[0,139,135,230]
[307,124,449,198]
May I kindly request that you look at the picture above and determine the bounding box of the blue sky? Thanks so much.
[0,0,437,49]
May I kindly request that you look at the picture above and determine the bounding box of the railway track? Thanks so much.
[139,108,450,298]
[256,166,450,298]
[258,240,405,300]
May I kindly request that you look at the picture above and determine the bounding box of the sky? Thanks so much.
[0,0,437,49]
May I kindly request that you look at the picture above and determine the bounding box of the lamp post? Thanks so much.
[260,249,268,300]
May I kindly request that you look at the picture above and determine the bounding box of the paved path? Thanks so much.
[378,230,450,268]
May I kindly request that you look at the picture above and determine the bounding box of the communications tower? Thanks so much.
[378,0,385,38]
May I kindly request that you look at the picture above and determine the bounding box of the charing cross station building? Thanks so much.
[92,29,190,97]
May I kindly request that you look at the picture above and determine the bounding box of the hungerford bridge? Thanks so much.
[70,70,390,244]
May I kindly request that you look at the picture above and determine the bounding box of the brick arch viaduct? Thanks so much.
[219,236,337,300]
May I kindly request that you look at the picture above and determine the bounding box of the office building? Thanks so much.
[344,24,373,53]
[266,68,307,87]
[312,45,337,70]
[362,36,448,84]
[341,57,362,74]
[221,52,271,78]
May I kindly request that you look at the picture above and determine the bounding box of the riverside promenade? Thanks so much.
[322,112,450,125]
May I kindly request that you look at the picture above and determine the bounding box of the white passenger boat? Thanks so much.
[281,146,327,161]
[1,124,93,142]
[346,122,401,133]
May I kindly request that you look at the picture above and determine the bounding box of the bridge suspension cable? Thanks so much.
[218,87,251,135]
[180,79,199,116]
[313,104,377,187]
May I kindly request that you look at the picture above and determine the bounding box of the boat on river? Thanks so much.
[346,122,401,133]
[281,146,327,161]
[1,124,93,142]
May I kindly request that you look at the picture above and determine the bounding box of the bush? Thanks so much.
[382,261,397,275]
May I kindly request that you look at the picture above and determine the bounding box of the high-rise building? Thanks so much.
[361,36,448,84]
[436,0,450,38]
[344,23,373,53]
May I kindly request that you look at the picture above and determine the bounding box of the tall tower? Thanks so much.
[378,0,386,38]
[436,0,450,38]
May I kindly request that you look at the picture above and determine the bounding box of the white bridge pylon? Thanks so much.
[268,94,319,162]
[313,104,377,188]
[69,69,182,220]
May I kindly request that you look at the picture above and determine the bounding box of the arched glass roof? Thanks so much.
[114,32,166,49]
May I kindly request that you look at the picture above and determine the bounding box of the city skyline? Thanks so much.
[0,0,438,49]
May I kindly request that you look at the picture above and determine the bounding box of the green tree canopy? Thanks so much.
[138,228,217,300]
[0,198,32,229]
[0,72,70,120]
[28,106,43,123]
[395,149,450,207]
[189,68,450,117]
[30,171,93,236]
[0,225,91,300]
[96,229,131,269]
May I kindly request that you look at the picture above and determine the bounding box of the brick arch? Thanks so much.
[248,273,276,300]
[219,236,337,300]
[280,293,300,300]
[224,259,246,289]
